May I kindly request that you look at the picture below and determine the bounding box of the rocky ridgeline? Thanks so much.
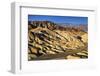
[28,21,88,60]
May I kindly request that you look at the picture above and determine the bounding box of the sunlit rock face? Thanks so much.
[28,21,88,60]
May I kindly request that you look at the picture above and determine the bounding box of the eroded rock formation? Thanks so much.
[28,21,88,60]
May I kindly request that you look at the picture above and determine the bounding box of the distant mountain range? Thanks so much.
[57,23,87,26]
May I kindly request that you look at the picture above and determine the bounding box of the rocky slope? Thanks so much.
[28,21,88,60]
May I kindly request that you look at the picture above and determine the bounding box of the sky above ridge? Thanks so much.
[28,15,88,25]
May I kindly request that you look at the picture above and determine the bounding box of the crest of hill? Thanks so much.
[28,21,87,32]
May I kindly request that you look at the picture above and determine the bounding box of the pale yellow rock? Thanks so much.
[46,50,56,54]
[28,54,37,59]
[81,34,88,43]
[77,52,87,56]
[66,55,80,59]
[55,30,85,49]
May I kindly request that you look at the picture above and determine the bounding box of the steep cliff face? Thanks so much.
[28,21,88,60]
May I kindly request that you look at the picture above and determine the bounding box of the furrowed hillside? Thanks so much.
[28,21,88,60]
